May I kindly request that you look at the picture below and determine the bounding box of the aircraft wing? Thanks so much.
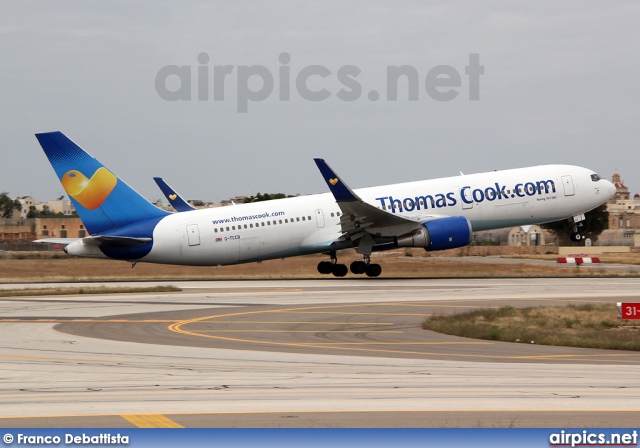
[153,177,196,212]
[314,159,422,241]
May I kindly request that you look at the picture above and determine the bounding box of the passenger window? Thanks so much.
[296,217,300,222]
[267,221,271,226]
[302,216,305,221]
[214,228,218,233]
[250,223,253,228]
[226,227,229,231]
[244,224,247,229]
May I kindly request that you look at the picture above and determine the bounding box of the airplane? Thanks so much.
[34,131,616,277]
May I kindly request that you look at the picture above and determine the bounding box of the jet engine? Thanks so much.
[396,216,472,251]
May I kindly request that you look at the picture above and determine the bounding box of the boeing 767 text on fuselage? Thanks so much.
[35,132,615,277]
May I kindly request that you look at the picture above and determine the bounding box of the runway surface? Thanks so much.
[1,278,639,427]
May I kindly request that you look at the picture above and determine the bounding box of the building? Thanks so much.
[607,172,640,230]
[46,198,75,215]
[35,217,85,239]
[17,196,36,219]
[598,229,640,247]
[0,218,36,242]
[473,225,554,247]
[610,172,630,202]
[14,196,76,218]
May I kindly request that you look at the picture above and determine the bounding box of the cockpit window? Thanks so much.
[591,174,602,182]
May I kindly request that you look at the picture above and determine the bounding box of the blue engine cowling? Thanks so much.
[395,216,472,251]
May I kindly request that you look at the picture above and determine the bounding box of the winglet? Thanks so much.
[153,177,196,212]
[314,158,361,202]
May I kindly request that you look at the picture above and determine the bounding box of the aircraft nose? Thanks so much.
[605,179,616,199]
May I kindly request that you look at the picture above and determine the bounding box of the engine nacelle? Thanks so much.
[396,216,472,251]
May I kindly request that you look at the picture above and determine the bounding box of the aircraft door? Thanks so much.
[315,209,325,228]
[186,224,200,246]
[458,187,473,210]
[239,237,260,261]
[561,175,575,196]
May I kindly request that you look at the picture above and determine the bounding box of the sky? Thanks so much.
[1,1,639,204]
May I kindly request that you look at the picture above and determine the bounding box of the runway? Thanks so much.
[1,278,640,427]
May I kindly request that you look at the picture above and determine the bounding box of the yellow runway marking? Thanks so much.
[188,321,395,325]
[167,301,640,361]
[121,414,183,428]
[193,330,403,333]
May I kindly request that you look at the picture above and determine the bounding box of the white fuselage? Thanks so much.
[116,164,613,266]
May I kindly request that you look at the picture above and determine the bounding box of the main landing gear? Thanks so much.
[317,253,382,277]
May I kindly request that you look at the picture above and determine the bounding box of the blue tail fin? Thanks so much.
[35,132,169,235]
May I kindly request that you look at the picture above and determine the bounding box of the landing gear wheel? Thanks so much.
[331,263,348,277]
[365,263,382,277]
[570,232,583,243]
[317,260,333,274]
[350,260,367,274]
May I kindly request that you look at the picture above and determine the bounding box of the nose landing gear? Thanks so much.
[569,223,584,243]
[568,214,585,243]
[569,231,583,242]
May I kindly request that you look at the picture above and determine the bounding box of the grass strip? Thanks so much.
[422,304,640,351]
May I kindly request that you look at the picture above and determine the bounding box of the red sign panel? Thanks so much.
[620,303,640,320]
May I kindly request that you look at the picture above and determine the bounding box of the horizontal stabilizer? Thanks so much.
[33,238,78,245]
[84,236,153,248]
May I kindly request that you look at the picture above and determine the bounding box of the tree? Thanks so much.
[244,192,296,203]
[26,205,37,219]
[0,193,22,218]
[30,205,65,218]
[541,203,609,245]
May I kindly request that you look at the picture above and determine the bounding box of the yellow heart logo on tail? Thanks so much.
[329,178,339,186]
[169,194,177,200]
[61,167,117,210]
